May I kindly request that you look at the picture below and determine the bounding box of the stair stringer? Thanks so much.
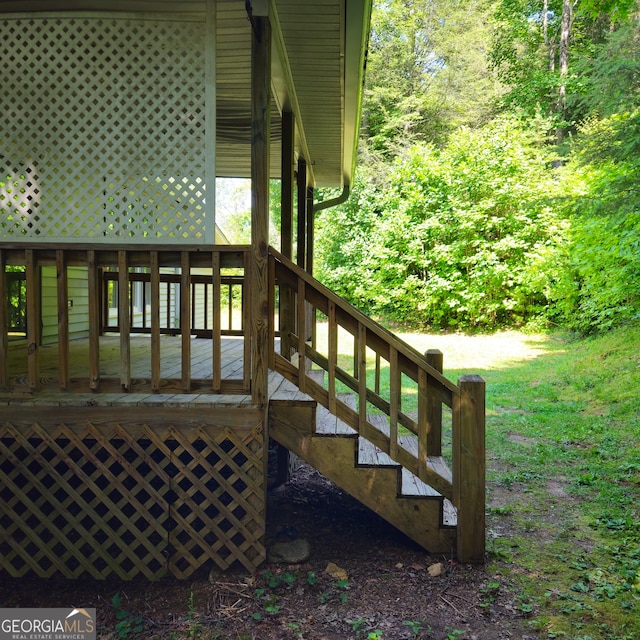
[269,404,456,555]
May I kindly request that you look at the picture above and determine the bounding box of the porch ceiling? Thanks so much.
[0,0,371,189]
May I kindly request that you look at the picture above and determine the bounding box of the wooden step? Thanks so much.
[315,394,358,436]
[361,416,457,524]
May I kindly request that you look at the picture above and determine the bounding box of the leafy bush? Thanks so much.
[549,111,640,332]
[317,117,564,330]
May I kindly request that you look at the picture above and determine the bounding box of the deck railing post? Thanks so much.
[454,374,486,564]
[25,249,41,391]
[87,250,100,391]
[0,249,7,390]
[250,7,271,408]
[425,349,443,456]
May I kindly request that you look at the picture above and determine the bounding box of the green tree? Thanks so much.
[546,11,640,331]
[489,0,636,139]
[363,0,502,155]
[317,0,640,334]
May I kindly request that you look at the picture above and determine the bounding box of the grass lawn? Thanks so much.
[317,320,640,639]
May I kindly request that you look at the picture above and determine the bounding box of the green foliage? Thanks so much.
[185,592,203,639]
[402,619,430,637]
[112,592,143,640]
[571,18,640,118]
[363,0,502,153]
[318,116,563,330]
[319,1,640,335]
[550,110,640,332]
[313,1,640,336]
[489,0,630,129]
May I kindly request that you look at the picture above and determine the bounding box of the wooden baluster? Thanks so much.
[25,249,40,391]
[150,251,161,392]
[191,279,197,330]
[243,250,251,392]
[328,300,337,414]
[87,250,100,391]
[203,277,209,331]
[297,278,306,392]
[142,273,148,330]
[0,250,7,390]
[353,331,359,381]
[389,346,399,459]
[358,322,367,433]
[56,250,69,391]
[180,251,191,392]
[212,250,221,392]
[279,282,293,360]
[118,250,130,392]
[166,279,172,331]
[425,349,443,456]
[375,353,381,395]
[418,367,428,475]
[268,253,276,369]
[454,375,486,564]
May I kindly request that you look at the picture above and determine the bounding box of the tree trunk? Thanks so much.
[555,0,574,145]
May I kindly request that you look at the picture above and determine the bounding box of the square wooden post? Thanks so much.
[296,157,307,270]
[250,4,271,409]
[454,374,486,563]
[280,111,295,360]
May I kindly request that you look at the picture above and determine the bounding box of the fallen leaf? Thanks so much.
[325,562,348,581]
[428,562,445,577]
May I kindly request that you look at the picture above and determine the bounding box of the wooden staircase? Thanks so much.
[269,382,457,554]
[268,247,486,563]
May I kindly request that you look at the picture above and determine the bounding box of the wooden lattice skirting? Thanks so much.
[0,407,266,579]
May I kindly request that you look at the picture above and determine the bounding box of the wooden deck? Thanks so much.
[1,245,485,567]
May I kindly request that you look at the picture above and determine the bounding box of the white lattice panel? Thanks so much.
[0,15,212,243]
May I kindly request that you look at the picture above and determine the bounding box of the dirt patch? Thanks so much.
[546,480,570,498]
[0,464,541,640]
[506,433,537,446]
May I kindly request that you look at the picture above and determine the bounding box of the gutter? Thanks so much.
[313,185,350,215]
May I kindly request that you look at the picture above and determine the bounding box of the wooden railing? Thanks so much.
[101,271,246,337]
[269,248,485,563]
[0,244,251,394]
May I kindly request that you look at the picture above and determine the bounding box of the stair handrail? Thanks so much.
[270,246,455,477]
